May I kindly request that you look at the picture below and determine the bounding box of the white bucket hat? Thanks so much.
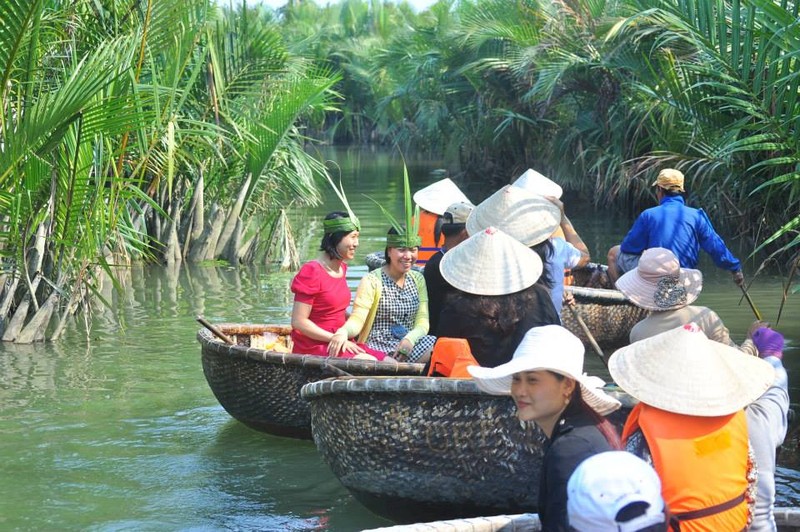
[567,451,666,532]
[615,247,703,311]
[468,325,621,416]
[466,185,560,247]
[608,323,775,417]
[512,168,563,199]
[439,227,542,296]
[412,178,471,215]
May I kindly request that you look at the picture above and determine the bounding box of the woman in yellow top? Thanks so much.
[331,227,435,362]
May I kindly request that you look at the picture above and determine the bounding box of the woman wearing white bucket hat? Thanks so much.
[616,247,759,355]
[468,325,621,532]
[609,323,776,532]
[436,227,560,367]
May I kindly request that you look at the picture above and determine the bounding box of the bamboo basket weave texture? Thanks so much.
[199,324,424,439]
[302,377,547,522]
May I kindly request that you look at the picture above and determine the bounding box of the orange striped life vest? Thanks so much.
[416,210,442,265]
[623,403,749,532]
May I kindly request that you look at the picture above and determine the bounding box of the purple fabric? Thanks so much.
[752,328,784,359]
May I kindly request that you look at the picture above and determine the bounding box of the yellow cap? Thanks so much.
[651,169,685,192]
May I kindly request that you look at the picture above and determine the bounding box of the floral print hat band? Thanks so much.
[614,247,703,311]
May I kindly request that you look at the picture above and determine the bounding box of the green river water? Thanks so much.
[0,146,798,531]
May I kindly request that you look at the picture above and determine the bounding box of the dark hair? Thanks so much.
[384,226,399,263]
[320,211,353,260]
[616,502,669,532]
[441,221,466,238]
[657,186,683,198]
[433,215,444,246]
[447,284,544,337]
[531,239,554,289]
[552,374,622,450]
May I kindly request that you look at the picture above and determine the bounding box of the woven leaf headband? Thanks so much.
[322,171,360,234]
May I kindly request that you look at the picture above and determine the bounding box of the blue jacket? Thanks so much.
[620,195,741,271]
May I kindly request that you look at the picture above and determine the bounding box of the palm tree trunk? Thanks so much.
[214,173,251,258]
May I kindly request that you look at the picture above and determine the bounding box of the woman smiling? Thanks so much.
[290,211,384,359]
[468,325,621,531]
[330,226,435,362]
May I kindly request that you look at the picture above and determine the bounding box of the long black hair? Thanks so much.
[320,211,354,260]
[551,372,622,449]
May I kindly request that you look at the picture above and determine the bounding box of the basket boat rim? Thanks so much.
[300,375,636,407]
[197,324,424,373]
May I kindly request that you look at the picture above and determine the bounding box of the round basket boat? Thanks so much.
[301,376,634,523]
[199,324,425,439]
[562,285,647,348]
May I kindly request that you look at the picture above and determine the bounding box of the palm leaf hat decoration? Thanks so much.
[368,161,422,248]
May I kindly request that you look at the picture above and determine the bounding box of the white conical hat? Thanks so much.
[608,323,775,417]
[412,178,470,215]
[512,168,563,199]
[466,185,561,246]
[439,226,542,296]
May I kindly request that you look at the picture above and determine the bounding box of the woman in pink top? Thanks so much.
[290,211,386,359]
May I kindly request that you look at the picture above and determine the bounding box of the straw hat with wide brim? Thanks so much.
[412,178,471,215]
[440,226,542,296]
[468,325,621,416]
[615,247,703,311]
[608,323,775,417]
[512,168,563,199]
[466,185,560,247]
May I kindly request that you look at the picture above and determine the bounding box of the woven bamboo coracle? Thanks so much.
[302,376,635,523]
[199,324,425,439]
[561,285,648,348]
[302,376,546,522]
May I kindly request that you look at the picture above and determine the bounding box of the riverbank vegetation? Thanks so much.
[1,0,798,342]
[276,0,800,291]
[0,0,337,341]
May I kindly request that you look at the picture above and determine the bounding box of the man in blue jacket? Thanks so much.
[606,168,745,286]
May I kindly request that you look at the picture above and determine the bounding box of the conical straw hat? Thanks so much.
[615,247,703,311]
[608,324,775,417]
[412,178,470,215]
[468,325,621,416]
[512,168,563,199]
[439,226,542,296]
[466,185,560,246]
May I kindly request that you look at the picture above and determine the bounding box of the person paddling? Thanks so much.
[606,168,744,286]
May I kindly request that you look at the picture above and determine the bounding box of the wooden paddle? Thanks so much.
[196,315,235,345]
[739,285,763,321]
[565,297,607,367]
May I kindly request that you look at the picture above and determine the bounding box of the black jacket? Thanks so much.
[538,411,613,532]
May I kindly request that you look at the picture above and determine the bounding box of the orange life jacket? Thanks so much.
[427,337,478,378]
[416,210,442,265]
[623,403,749,532]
